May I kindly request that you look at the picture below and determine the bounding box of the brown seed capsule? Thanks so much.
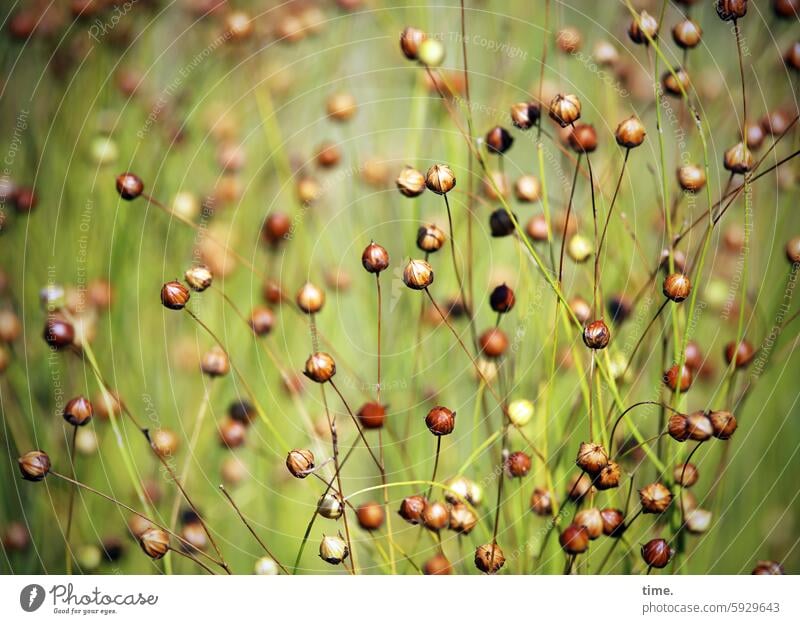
[63,396,93,427]
[426,406,456,436]
[677,164,706,192]
[303,352,336,383]
[716,0,747,21]
[326,92,357,121]
[583,320,610,350]
[559,524,590,554]
[784,42,800,71]
[576,441,608,474]
[422,500,449,531]
[151,428,179,457]
[398,495,427,524]
[362,242,390,274]
[161,281,190,310]
[526,214,549,242]
[449,503,477,534]
[139,527,170,560]
[43,316,75,349]
[357,402,386,429]
[575,508,603,540]
[477,328,508,359]
[425,164,456,195]
[724,340,755,368]
[296,282,325,314]
[593,40,619,66]
[2,521,30,552]
[549,93,581,128]
[0,309,22,343]
[641,538,673,568]
[315,141,341,168]
[600,508,626,537]
[530,488,553,516]
[505,451,532,478]
[416,223,446,253]
[556,26,582,53]
[595,460,621,490]
[286,449,314,478]
[774,0,800,18]
[708,410,737,439]
[663,273,691,302]
[510,102,541,130]
[662,67,690,97]
[785,237,800,264]
[745,122,766,150]
[667,414,690,442]
[489,284,515,313]
[422,553,453,575]
[723,142,754,174]
[639,482,673,514]
[248,306,275,336]
[485,126,514,154]
[14,187,36,213]
[218,416,246,448]
[686,410,713,441]
[18,450,51,481]
[400,26,426,60]
[762,108,793,135]
[474,543,505,574]
[228,400,255,425]
[752,560,785,575]
[674,462,699,487]
[396,166,426,197]
[423,553,452,575]
[402,259,434,290]
[628,10,659,45]
[115,172,144,200]
[201,346,229,377]
[184,265,213,292]
[663,364,692,392]
[567,123,598,153]
[356,501,385,531]
[615,116,646,148]
[261,212,292,246]
[608,294,633,322]
[684,341,704,372]
[566,472,595,501]
[672,19,702,49]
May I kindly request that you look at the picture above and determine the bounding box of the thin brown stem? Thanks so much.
[64,424,78,574]
[219,485,290,574]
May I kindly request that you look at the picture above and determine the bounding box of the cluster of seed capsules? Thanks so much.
[5,0,799,576]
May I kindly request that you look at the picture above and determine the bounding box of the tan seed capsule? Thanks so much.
[296,282,325,314]
[319,535,348,564]
[615,116,646,148]
[474,542,505,573]
[396,166,426,197]
[425,164,456,195]
[18,450,51,481]
[639,482,673,514]
[402,259,434,290]
[286,449,314,478]
[303,352,336,383]
[548,93,581,127]
[184,265,213,292]
[139,527,170,560]
[574,508,603,540]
